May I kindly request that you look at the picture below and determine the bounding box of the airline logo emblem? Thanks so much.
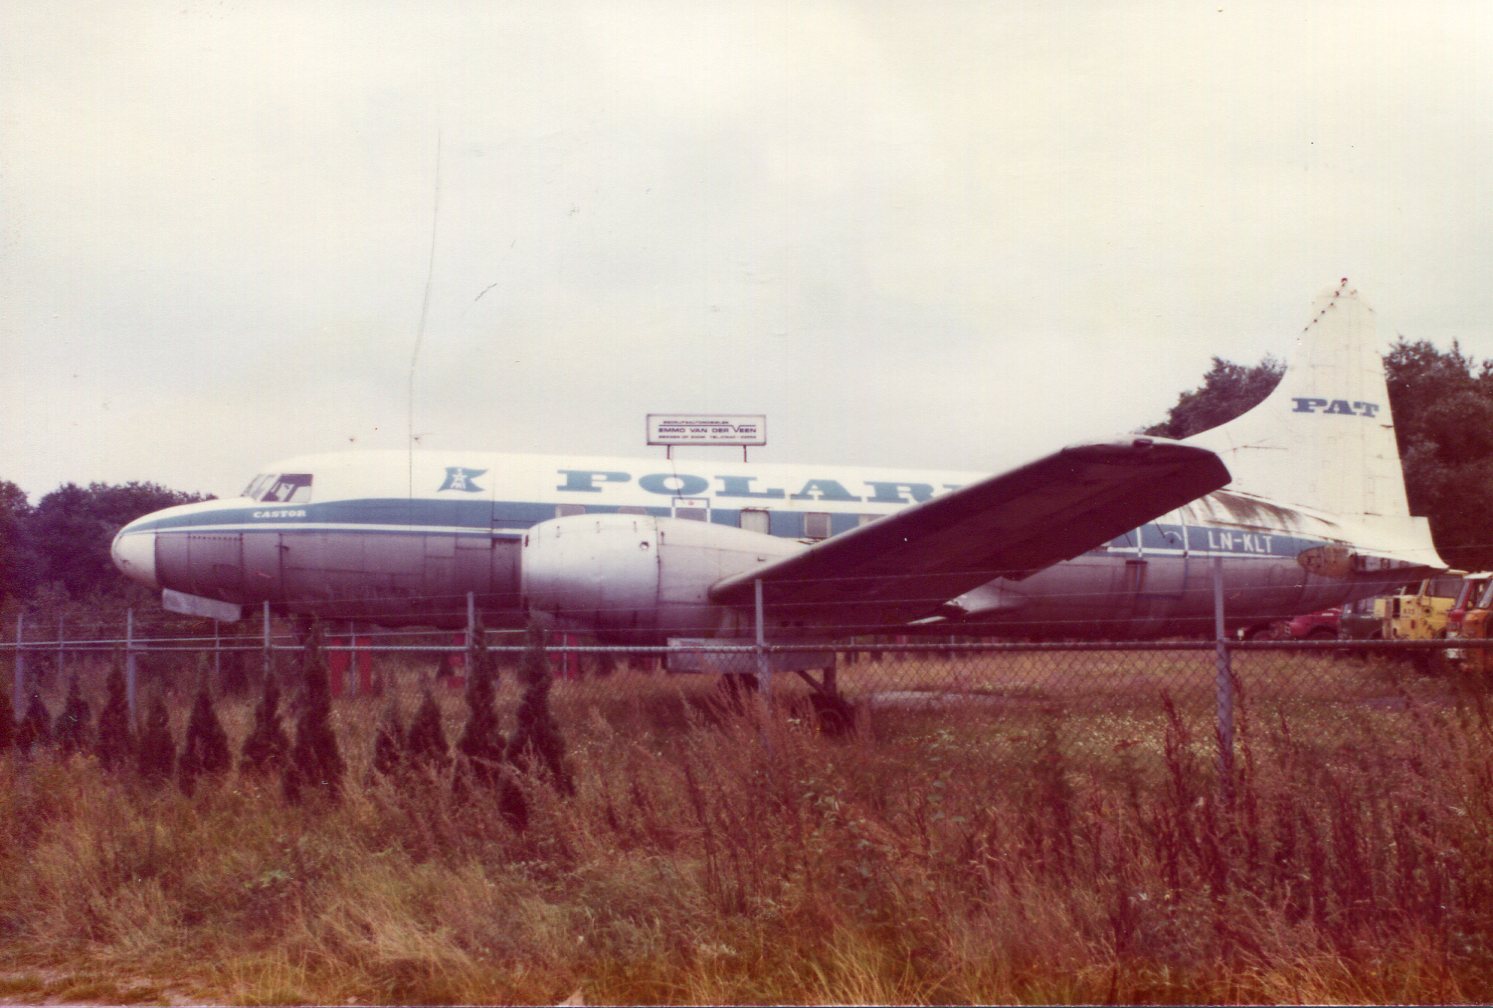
[1291,397,1380,418]
[439,467,487,493]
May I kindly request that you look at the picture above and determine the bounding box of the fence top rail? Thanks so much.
[0,635,1479,655]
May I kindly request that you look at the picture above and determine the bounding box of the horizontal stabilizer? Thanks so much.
[709,437,1229,630]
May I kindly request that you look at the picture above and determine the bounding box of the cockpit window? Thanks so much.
[243,473,313,503]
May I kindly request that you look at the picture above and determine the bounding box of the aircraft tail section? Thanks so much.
[1185,279,1443,567]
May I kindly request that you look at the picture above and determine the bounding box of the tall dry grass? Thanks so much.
[0,653,1491,1003]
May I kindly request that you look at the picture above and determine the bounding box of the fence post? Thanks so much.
[56,613,64,680]
[262,601,272,684]
[1212,557,1235,804]
[13,611,25,712]
[754,578,770,694]
[466,591,476,650]
[126,609,138,721]
[214,618,222,685]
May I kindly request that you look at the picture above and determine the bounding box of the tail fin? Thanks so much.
[1186,279,1443,566]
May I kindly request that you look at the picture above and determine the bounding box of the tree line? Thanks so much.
[2,334,1491,618]
[0,480,207,615]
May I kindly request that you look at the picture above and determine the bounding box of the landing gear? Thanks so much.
[715,664,854,734]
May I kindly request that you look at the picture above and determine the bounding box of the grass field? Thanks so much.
[2,647,1491,1004]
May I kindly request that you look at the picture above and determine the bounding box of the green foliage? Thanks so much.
[178,684,231,795]
[404,690,449,773]
[26,481,209,600]
[0,687,13,752]
[240,671,290,776]
[507,621,572,797]
[135,693,176,785]
[52,674,91,756]
[16,692,50,754]
[1384,339,1493,570]
[0,479,38,609]
[370,702,405,778]
[1144,355,1285,439]
[93,666,133,770]
[456,623,506,786]
[283,621,344,804]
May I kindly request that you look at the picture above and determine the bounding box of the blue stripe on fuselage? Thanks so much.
[133,500,1331,559]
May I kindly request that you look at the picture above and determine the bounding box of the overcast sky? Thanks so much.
[3,2,1490,501]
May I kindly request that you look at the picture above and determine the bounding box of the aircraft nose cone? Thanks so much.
[111,524,158,589]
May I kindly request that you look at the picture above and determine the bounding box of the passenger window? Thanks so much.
[803,512,831,540]
[556,504,585,517]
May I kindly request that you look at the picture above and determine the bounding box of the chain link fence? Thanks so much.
[2,597,1483,791]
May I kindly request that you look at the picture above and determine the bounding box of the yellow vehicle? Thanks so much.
[1382,571,1470,642]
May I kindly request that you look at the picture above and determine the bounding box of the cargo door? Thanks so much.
[242,531,284,602]
[186,532,244,600]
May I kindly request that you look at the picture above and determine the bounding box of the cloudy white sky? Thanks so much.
[3,1,1490,501]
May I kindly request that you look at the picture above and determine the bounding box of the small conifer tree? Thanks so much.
[240,670,290,776]
[457,621,506,787]
[53,674,91,756]
[404,689,449,776]
[507,620,573,796]
[371,702,406,778]
[0,688,14,753]
[178,682,231,795]
[283,619,344,804]
[94,665,133,770]
[135,693,175,785]
[16,692,50,755]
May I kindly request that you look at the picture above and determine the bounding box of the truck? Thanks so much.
[1447,574,1493,673]
[1382,571,1470,642]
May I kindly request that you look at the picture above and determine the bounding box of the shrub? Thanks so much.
[16,691,49,754]
[52,674,90,755]
[456,622,505,787]
[405,690,449,774]
[506,620,572,796]
[240,670,290,776]
[0,687,13,752]
[93,664,133,769]
[283,619,343,804]
[178,682,231,795]
[371,701,406,778]
[135,692,175,784]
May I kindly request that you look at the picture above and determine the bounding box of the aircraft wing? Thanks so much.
[707,437,1229,631]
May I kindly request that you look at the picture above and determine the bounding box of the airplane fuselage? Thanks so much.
[111,448,1419,641]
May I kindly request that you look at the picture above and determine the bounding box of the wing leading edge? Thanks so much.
[707,438,1230,632]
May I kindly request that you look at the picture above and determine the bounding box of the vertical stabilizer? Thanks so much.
[1187,280,1411,522]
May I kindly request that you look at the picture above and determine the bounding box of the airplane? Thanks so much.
[111,280,1444,648]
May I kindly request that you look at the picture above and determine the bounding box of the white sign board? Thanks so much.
[647,414,766,447]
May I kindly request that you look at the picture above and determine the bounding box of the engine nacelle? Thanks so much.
[519,513,800,643]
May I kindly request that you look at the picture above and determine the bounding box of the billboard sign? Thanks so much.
[647,414,766,447]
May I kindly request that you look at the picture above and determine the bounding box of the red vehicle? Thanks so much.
[1285,607,1341,640]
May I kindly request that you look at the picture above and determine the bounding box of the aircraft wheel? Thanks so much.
[808,692,855,736]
